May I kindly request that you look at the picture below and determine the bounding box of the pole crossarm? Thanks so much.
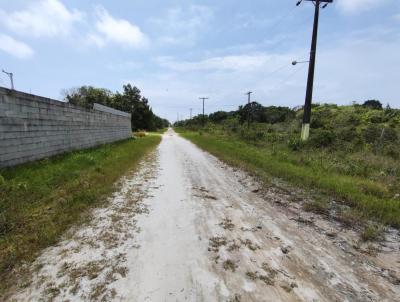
[297,0,333,8]
[299,0,332,3]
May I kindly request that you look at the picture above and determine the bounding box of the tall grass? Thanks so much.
[179,131,400,228]
[0,135,161,285]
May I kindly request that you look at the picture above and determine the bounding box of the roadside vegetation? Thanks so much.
[0,135,161,291]
[175,100,400,229]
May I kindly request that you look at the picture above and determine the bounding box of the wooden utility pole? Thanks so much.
[245,91,253,129]
[199,97,209,127]
[297,0,332,140]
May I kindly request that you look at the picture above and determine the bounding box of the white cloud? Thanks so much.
[0,0,82,37]
[337,0,388,14]
[0,34,34,59]
[152,5,214,46]
[0,2,148,50]
[89,6,148,49]
[157,53,293,73]
[87,33,106,48]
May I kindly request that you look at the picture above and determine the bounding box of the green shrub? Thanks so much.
[382,127,398,143]
[0,175,5,187]
[238,128,266,142]
[309,130,336,148]
[310,117,324,129]
[367,111,385,123]
[384,146,400,159]
[337,127,356,142]
[288,137,303,151]
[362,125,382,144]
[230,123,239,133]
[133,131,147,137]
[303,199,330,215]
[338,208,365,226]
[346,113,361,126]
[361,224,384,242]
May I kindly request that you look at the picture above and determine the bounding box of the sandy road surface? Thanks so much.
[9,129,400,301]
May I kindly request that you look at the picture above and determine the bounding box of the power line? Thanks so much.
[268,63,307,92]
[259,10,316,55]
[262,64,290,79]
[263,5,298,34]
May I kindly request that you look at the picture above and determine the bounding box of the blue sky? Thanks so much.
[1,0,399,121]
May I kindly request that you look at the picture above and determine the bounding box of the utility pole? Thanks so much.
[199,97,209,127]
[2,69,14,90]
[245,91,253,129]
[190,108,193,119]
[297,0,332,141]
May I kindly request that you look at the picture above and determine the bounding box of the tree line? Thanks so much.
[175,99,388,128]
[63,84,169,131]
[175,102,297,128]
[175,99,400,157]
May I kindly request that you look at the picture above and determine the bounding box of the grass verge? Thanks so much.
[0,135,161,289]
[178,130,400,228]
[154,128,168,134]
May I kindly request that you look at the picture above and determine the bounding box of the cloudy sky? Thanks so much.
[0,0,399,121]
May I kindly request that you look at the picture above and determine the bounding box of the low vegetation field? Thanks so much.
[0,135,161,288]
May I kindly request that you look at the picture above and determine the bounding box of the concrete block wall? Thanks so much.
[0,87,132,168]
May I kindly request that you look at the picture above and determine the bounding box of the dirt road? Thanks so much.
[10,129,400,301]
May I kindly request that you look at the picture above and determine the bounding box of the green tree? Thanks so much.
[63,84,169,131]
[113,84,156,130]
[237,102,294,124]
[62,86,113,108]
[362,100,383,110]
